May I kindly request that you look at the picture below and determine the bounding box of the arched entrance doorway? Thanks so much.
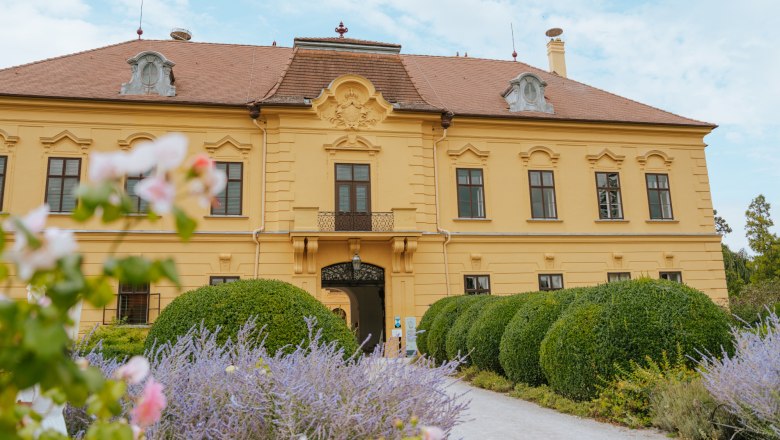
[321,262,385,352]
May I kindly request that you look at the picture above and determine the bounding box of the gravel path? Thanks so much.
[448,380,668,440]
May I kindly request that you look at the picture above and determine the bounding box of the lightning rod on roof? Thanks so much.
[136,0,144,39]
[511,23,517,61]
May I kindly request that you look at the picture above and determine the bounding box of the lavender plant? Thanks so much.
[698,311,780,438]
[78,318,468,440]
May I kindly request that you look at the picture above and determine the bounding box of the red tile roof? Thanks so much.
[294,37,401,48]
[0,38,712,127]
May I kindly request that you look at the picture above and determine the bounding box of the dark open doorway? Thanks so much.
[321,262,385,352]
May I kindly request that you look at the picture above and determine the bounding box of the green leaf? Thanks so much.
[85,422,133,440]
[154,258,180,287]
[100,202,123,223]
[116,256,152,285]
[174,207,197,241]
[71,203,96,222]
[84,277,115,308]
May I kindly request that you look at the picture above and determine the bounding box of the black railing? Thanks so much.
[103,293,161,325]
[317,211,394,232]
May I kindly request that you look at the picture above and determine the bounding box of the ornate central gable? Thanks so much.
[311,75,393,130]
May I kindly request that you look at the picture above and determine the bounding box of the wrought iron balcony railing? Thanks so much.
[317,211,394,232]
[103,293,161,325]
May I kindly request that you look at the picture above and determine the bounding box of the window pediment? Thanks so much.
[120,51,176,97]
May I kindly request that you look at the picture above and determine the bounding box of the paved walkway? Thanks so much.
[448,380,668,440]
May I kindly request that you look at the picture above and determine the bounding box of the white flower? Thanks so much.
[0,291,9,302]
[115,356,150,384]
[225,365,236,373]
[88,151,128,183]
[4,204,49,248]
[3,205,74,279]
[421,426,445,440]
[150,133,188,173]
[125,143,158,176]
[134,175,176,214]
[186,154,227,208]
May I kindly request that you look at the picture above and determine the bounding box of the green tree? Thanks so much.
[722,244,752,296]
[714,209,732,235]
[744,195,780,282]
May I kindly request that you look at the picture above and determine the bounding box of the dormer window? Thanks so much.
[503,72,553,114]
[120,51,176,97]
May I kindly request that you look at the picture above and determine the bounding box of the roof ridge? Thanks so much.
[0,39,138,72]
[259,47,298,102]
[401,53,713,126]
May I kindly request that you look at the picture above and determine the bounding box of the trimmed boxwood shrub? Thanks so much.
[417,296,461,356]
[466,294,535,374]
[82,322,148,360]
[499,288,583,385]
[427,295,486,364]
[445,295,498,363]
[145,279,358,356]
[539,279,733,400]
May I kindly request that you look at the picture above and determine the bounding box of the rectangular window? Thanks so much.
[456,168,485,218]
[608,272,631,282]
[529,170,557,219]
[659,271,683,283]
[212,162,243,216]
[538,274,564,291]
[596,172,623,219]
[0,155,6,211]
[210,276,240,285]
[45,157,81,213]
[646,173,673,220]
[335,163,371,231]
[125,170,150,214]
[117,283,150,325]
[464,275,491,295]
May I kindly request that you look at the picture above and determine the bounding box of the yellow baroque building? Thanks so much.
[0,30,727,351]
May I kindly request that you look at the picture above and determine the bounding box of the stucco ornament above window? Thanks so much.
[312,74,393,130]
[120,51,176,97]
[503,72,554,114]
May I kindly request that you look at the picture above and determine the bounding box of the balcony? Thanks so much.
[292,207,417,234]
[317,211,393,232]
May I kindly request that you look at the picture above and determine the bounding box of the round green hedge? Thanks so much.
[445,295,498,363]
[499,288,582,385]
[417,296,461,356]
[427,295,486,364]
[145,279,358,356]
[466,294,535,374]
[539,279,733,400]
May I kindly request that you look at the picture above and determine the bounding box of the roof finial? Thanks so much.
[511,23,517,61]
[136,0,144,40]
[335,21,348,38]
[272,40,277,46]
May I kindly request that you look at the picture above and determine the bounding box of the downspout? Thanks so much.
[249,104,267,279]
[433,112,455,296]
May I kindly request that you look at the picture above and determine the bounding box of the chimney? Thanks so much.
[545,28,567,77]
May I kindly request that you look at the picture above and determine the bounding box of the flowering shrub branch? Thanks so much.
[0,134,225,439]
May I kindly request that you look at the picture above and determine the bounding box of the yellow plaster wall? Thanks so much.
[0,73,728,344]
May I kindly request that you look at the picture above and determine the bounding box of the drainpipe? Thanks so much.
[249,104,267,278]
[433,112,455,296]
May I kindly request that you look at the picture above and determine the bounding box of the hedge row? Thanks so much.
[146,279,358,357]
[418,279,732,400]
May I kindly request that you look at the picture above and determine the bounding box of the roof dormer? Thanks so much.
[120,51,176,97]
[503,72,553,114]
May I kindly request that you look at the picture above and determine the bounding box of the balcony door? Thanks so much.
[335,163,371,231]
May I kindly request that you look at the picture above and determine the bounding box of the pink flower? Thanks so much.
[115,356,150,384]
[131,377,166,428]
[186,154,227,208]
[134,175,176,214]
[88,151,128,183]
[421,426,445,440]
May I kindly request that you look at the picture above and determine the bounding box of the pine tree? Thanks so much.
[744,195,780,282]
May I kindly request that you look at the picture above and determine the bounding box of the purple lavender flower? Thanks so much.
[698,311,780,438]
[70,318,468,439]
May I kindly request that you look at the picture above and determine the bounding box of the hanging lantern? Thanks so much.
[351,253,362,271]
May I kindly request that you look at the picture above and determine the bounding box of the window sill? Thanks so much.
[453,217,492,222]
[113,324,151,328]
[526,218,562,223]
[204,215,249,219]
[595,219,629,223]
[645,219,679,224]
[49,212,73,216]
